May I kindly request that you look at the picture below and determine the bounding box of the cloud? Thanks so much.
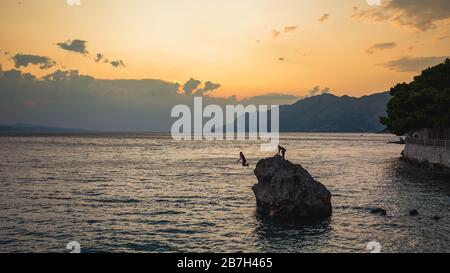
[380,56,450,72]
[272,29,281,38]
[94,53,104,63]
[352,0,450,31]
[57,39,88,54]
[94,53,126,68]
[1,68,37,81]
[319,13,330,22]
[283,25,298,33]
[0,67,332,132]
[109,59,125,68]
[194,81,221,96]
[182,79,221,95]
[42,69,93,81]
[307,86,331,97]
[182,78,202,95]
[0,68,182,131]
[12,54,56,69]
[365,42,397,54]
[273,26,298,38]
[0,69,289,132]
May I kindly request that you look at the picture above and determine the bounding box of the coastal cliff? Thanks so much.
[252,156,332,220]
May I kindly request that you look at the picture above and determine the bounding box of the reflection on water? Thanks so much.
[0,133,448,253]
[253,214,333,253]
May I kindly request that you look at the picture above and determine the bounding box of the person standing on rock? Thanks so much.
[276,145,287,159]
[238,152,250,167]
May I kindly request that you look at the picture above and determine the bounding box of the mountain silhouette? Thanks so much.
[279,92,390,132]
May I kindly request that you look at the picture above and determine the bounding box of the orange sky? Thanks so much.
[0,0,449,98]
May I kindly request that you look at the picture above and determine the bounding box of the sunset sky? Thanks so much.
[0,0,449,98]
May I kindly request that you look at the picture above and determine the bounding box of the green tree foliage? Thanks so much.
[380,59,450,136]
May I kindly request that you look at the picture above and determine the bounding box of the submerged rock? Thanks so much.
[252,156,332,220]
[370,208,387,216]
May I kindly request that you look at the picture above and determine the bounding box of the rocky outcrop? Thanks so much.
[252,156,332,220]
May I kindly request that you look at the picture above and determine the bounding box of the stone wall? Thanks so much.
[403,143,450,169]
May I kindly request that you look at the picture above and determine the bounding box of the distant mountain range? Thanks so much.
[279,92,390,132]
[1,92,391,134]
[0,124,86,133]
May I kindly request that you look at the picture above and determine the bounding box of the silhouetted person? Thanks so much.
[238,152,249,167]
[276,145,286,159]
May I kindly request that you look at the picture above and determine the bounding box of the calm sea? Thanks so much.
[0,133,449,253]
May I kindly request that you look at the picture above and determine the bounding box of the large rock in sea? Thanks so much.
[252,156,332,220]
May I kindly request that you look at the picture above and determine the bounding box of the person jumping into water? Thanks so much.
[276,145,287,159]
[238,152,250,167]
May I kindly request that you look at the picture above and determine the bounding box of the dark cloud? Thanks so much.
[272,25,298,38]
[180,79,222,96]
[0,69,292,132]
[283,25,298,33]
[93,52,126,68]
[94,53,126,68]
[319,13,330,22]
[380,56,450,72]
[42,69,93,81]
[194,81,221,96]
[307,86,331,97]
[1,68,36,81]
[352,0,450,31]
[94,53,104,63]
[12,54,56,70]
[0,69,182,131]
[366,42,397,54]
[182,78,202,95]
[109,59,126,68]
[57,39,88,54]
